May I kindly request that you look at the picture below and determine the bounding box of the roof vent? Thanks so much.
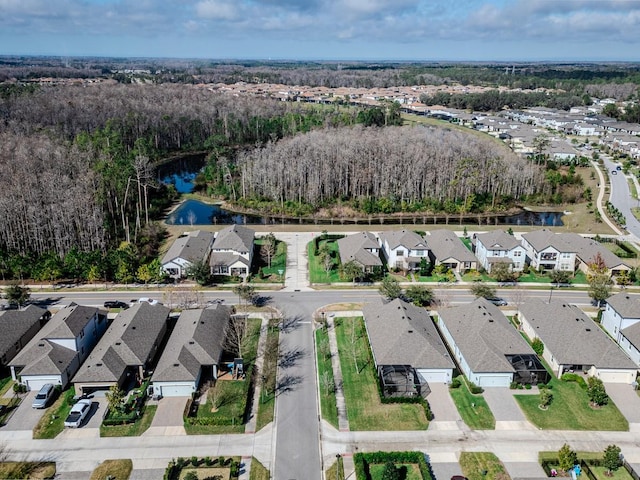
[586,328,591,332]
[173,363,180,367]
[408,330,414,333]
[96,363,103,366]
[115,342,121,345]
[489,319,494,322]
[189,341,195,344]
[38,343,45,347]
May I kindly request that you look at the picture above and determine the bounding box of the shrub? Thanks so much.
[525,383,532,390]
[561,373,587,388]
[183,472,198,480]
[468,382,483,394]
[509,382,518,390]
[587,377,609,406]
[531,338,544,356]
[540,389,553,408]
[450,378,461,389]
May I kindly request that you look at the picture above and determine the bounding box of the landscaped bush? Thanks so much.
[469,382,484,394]
[561,373,587,389]
[353,451,433,480]
[450,378,462,389]
[163,457,240,480]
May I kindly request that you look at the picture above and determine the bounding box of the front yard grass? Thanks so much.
[368,463,423,480]
[448,378,495,430]
[316,326,339,428]
[32,387,75,439]
[308,238,343,283]
[515,377,628,430]
[335,317,428,431]
[251,238,287,283]
[459,452,510,480]
[255,318,280,431]
[90,459,133,480]
[0,461,56,479]
[100,405,156,437]
[249,458,270,480]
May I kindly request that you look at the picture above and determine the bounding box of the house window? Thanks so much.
[79,329,85,339]
[492,250,501,256]
[396,249,405,257]
[513,251,522,257]
[561,253,571,258]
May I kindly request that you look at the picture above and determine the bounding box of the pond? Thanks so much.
[165,199,564,226]
[156,154,207,194]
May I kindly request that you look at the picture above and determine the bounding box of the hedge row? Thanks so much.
[353,451,433,480]
[311,234,344,256]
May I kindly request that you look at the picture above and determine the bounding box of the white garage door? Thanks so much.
[416,369,451,384]
[24,377,61,392]
[477,374,511,388]
[159,384,194,397]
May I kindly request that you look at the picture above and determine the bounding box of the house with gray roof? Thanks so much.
[9,303,108,391]
[426,229,477,274]
[602,292,640,367]
[72,303,170,396]
[519,299,637,384]
[337,231,383,273]
[151,305,230,397]
[0,306,50,370]
[161,230,215,279]
[363,298,454,387]
[522,229,630,276]
[209,225,255,277]
[377,230,429,272]
[438,298,547,387]
[473,230,526,273]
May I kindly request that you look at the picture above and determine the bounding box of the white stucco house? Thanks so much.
[473,230,526,273]
[161,230,215,279]
[601,292,640,367]
[377,229,429,271]
[209,225,255,277]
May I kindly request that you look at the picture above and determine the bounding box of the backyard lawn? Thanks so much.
[515,378,628,430]
[448,377,495,430]
[335,317,429,430]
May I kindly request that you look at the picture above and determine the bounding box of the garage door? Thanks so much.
[159,384,194,397]
[477,374,511,388]
[416,369,451,384]
[24,377,61,392]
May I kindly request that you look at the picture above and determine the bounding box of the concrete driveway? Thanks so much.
[144,396,188,436]
[482,387,535,430]
[83,397,108,428]
[604,383,640,429]
[428,382,464,430]
[2,391,47,432]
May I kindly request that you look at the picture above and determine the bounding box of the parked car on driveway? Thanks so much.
[103,300,129,309]
[64,399,92,428]
[32,383,56,409]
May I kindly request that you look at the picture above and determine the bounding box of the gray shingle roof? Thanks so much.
[363,298,454,369]
[427,230,477,263]
[73,303,170,384]
[378,230,429,251]
[522,229,574,253]
[212,225,254,253]
[0,305,47,359]
[607,292,640,319]
[519,299,636,369]
[337,231,382,267]
[438,298,534,373]
[46,304,103,338]
[161,230,214,265]
[152,306,230,383]
[210,252,250,268]
[17,339,77,375]
[621,322,640,351]
[475,230,520,251]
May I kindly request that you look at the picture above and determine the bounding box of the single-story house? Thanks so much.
[519,299,637,384]
[9,304,108,391]
[473,230,526,273]
[0,306,50,370]
[601,292,640,367]
[72,302,170,396]
[438,298,547,387]
[161,230,215,279]
[363,298,454,394]
[377,230,430,272]
[337,231,383,273]
[209,225,255,277]
[426,229,477,274]
[151,305,230,397]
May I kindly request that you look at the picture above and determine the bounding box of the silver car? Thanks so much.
[32,383,55,409]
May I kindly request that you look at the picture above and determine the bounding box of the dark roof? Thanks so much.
[519,299,636,369]
[607,292,640,319]
[0,305,47,358]
[427,230,477,263]
[438,298,534,373]
[152,306,230,383]
[15,339,77,375]
[73,303,170,384]
[47,304,103,338]
[363,298,454,369]
[161,230,214,265]
[337,231,382,267]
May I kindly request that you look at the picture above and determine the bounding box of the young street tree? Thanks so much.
[587,376,609,406]
[233,284,256,309]
[470,282,497,300]
[586,253,612,304]
[603,445,622,475]
[186,259,211,286]
[4,283,31,307]
[224,315,248,359]
[339,261,363,284]
[105,384,125,413]
[558,443,578,473]
[405,285,435,307]
[260,233,277,269]
[379,276,402,300]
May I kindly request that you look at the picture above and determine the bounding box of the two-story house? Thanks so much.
[601,292,640,367]
[474,230,526,273]
[9,303,108,391]
[0,306,50,370]
[161,230,215,279]
[378,229,429,271]
[521,229,576,272]
[209,225,255,277]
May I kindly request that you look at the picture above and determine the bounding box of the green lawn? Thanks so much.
[335,317,428,430]
[540,451,633,480]
[252,238,287,282]
[459,452,510,480]
[256,319,280,431]
[369,463,423,480]
[90,459,133,480]
[315,327,339,429]
[32,387,75,439]
[100,405,156,437]
[448,378,495,430]
[249,458,270,480]
[308,239,343,283]
[515,378,628,430]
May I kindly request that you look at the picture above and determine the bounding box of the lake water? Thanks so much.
[157,154,207,194]
[165,199,564,226]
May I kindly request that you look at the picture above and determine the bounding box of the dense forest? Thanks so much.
[233,125,544,216]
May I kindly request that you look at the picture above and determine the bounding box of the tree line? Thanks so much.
[234,125,545,216]
[419,90,589,112]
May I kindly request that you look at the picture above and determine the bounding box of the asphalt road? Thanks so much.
[604,155,640,239]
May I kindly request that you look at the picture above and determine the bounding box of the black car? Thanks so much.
[590,299,606,308]
[103,300,129,309]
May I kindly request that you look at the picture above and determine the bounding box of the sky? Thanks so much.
[1,0,640,61]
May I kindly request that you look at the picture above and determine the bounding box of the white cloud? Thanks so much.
[195,0,239,21]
